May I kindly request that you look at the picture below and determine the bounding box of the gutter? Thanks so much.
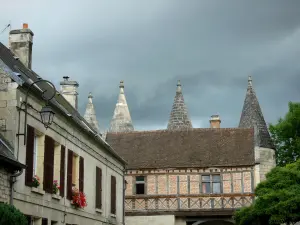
[123,167,127,225]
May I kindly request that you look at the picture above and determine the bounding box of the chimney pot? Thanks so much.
[210,115,221,128]
[63,76,70,81]
[23,23,28,29]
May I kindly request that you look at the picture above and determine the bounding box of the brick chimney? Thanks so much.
[9,23,34,69]
[210,115,221,128]
[60,76,79,110]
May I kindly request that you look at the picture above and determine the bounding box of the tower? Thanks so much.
[109,81,134,132]
[167,80,193,130]
[84,92,100,133]
[239,76,276,184]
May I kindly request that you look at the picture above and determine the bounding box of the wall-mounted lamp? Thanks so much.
[17,79,56,145]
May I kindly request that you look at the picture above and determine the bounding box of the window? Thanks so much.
[42,218,48,225]
[201,174,221,194]
[135,176,145,195]
[95,167,102,209]
[79,156,84,192]
[111,175,116,215]
[72,154,78,187]
[33,135,38,176]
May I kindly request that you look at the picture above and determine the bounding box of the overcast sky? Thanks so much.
[1,1,299,132]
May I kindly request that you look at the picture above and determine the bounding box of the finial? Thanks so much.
[119,80,124,88]
[248,76,252,87]
[176,80,182,93]
[88,92,93,98]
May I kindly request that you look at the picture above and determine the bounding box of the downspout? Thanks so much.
[123,167,127,225]
[9,169,24,205]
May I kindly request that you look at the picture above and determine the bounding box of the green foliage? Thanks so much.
[234,159,300,225]
[269,102,300,166]
[0,203,28,225]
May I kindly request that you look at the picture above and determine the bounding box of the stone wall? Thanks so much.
[0,167,10,203]
[0,66,125,224]
[254,147,276,184]
[125,215,175,225]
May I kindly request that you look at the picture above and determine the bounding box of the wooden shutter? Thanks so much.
[79,156,84,192]
[25,125,35,186]
[60,145,65,197]
[43,135,55,193]
[67,149,73,200]
[111,175,116,214]
[95,167,102,209]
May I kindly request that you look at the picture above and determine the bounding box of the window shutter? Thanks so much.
[95,167,102,209]
[43,135,55,193]
[111,175,116,214]
[67,149,73,200]
[60,145,65,197]
[79,156,84,192]
[25,125,35,186]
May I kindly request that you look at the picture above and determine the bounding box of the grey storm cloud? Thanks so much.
[0,0,300,131]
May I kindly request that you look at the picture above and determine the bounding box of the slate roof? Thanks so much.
[0,134,25,170]
[167,80,193,130]
[239,76,274,149]
[106,128,255,169]
[0,42,126,165]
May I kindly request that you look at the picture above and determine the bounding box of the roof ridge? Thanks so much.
[108,127,254,135]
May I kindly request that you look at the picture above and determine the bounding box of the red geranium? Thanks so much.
[71,187,87,209]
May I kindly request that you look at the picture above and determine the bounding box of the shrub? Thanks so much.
[0,203,28,225]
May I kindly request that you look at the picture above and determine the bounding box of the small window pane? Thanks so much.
[136,176,145,182]
[202,182,211,193]
[202,175,210,182]
[136,183,145,194]
[212,182,221,193]
[212,175,221,182]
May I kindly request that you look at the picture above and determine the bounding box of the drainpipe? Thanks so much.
[123,167,127,225]
[9,169,24,205]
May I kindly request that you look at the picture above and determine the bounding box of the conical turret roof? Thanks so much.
[109,81,134,132]
[239,76,273,148]
[167,80,193,130]
[84,92,100,133]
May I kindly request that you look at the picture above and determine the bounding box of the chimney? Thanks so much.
[9,23,34,69]
[60,76,79,109]
[210,115,221,128]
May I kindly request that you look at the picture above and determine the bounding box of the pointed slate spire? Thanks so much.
[167,80,193,130]
[84,92,100,133]
[239,76,273,148]
[109,81,134,132]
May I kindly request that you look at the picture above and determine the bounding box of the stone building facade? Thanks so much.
[0,24,126,225]
[103,76,276,225]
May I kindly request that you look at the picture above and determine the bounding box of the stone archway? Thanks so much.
[191,220,234,225]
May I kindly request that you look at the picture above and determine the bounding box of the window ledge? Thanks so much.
[110,214,117,218]
[52,194,61,200]
[95,208,103,214]
[31,187,45,195]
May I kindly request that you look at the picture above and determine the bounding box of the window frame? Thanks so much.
[200,174,222,194]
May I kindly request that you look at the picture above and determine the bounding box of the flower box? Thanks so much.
[52,194,61,200]
[71,187,87,209]
[31,187,45,195]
